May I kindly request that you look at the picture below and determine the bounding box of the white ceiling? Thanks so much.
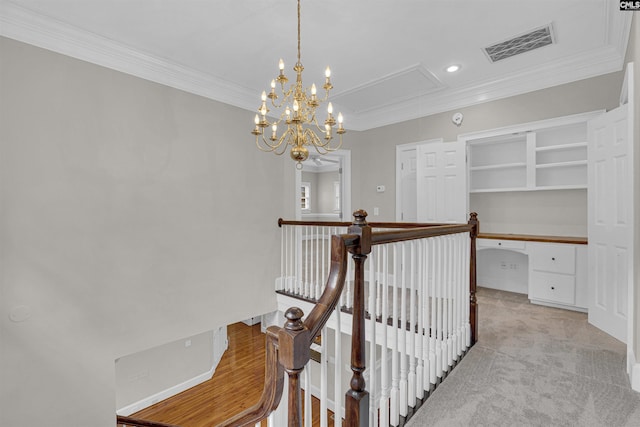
[0,0,632,130]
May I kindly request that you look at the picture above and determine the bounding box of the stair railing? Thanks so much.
[221,210,478,427]
[118,210,478,427]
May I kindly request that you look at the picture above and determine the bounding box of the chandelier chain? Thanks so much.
[297,0,301,63]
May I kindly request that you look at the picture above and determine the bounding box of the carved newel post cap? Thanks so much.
[469,212,478,221]
[284,307,305,331]
[352,209,368,226]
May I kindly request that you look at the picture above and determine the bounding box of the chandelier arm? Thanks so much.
[310,115,329,134]
[304,128,329,153]
[255,134,284,153]
[306,128,343,152]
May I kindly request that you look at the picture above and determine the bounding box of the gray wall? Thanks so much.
[469,190,587,236]
[0,37,285,427]
[348,72,624,227]
[317,170,340,213]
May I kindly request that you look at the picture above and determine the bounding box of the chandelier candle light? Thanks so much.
[251,0,345,169]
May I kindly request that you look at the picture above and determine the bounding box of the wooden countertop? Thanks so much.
[477,232,588,245]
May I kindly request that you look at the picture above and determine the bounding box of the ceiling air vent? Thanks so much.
[484,24,555,63]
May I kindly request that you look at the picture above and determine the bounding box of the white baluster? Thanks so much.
[408,240,417,408]
[428,237,437,386]
[446,235,453,368]
[376,261,382,320]
[399,242,408,418]
[321,226,326,296]
[346,254,353,310]
[280,225,284,292]
[456,233,462,359]
[289,226,295,293]
[452,234,460,359]
[282,225,286,292]
[334,305,343,426]
[296,227,303,295]
[368,249,377,427]
[379,245,390,427]
[464,232,471,348]
[390,243,399,426]
[320,324,328,427]
[305,226,310,298]
[316,226,321,299]
[416,239,425,400]
[435,236,443,380]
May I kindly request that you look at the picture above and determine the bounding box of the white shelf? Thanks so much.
[535,160,587,169]
[469,162,527,171]
[533,184,587,191]
[535,141,587,152]
[469,187,529,193]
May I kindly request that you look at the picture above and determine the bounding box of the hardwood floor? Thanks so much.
[131,322,336,427]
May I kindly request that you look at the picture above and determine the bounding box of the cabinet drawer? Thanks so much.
[477,239,526,250]
[529,243,575,274]
[529,271,575,305]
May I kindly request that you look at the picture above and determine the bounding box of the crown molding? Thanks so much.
[0,1,632,131]
[0,1,257,111]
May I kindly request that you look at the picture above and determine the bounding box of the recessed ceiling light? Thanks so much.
[446,65,460,73]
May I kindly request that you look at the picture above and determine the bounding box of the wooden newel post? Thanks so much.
[468,212,479,346]
[279,307,310,427]
[345,209,371,427]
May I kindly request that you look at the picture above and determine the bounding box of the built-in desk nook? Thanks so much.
[477,232,588,312]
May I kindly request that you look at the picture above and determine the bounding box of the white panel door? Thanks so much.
[396,144,417,222]
[587,105,631,343]
[416,140,466,223]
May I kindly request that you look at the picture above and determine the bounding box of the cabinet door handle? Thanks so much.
[551,286,555,290]
[498,242,502,246]
[551,257,556,261]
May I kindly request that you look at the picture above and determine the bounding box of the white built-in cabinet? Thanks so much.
[477,237,588,312]
[528,241,588,310]
[467,113,593,193]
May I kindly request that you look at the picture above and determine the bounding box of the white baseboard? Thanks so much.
[629,348,640,392]
[117,335,229,416]
[116,367,215,416]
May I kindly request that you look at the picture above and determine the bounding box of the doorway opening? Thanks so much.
[294,150,351,221]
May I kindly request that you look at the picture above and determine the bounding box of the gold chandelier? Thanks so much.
[251,0,345,169]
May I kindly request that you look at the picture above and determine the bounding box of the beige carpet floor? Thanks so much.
[406,287,640,427]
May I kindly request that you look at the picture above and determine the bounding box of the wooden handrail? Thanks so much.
[303,235,353,340]
[278,218,451,229]
[216,327,285,427]
[370,224,474,246]
[116,415,182,427]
